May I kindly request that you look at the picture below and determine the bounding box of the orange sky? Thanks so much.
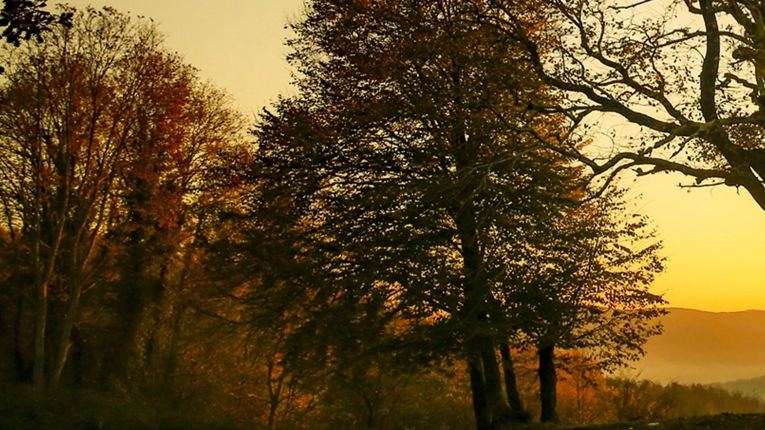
[59,0,765,312]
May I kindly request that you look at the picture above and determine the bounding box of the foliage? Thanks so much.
[504,190,666,369]
[249,1,617,427]
[0,3,703,430]
[253,0,576,373]
[313,362,474,430]
[245,0,672,427]
[0,1,72,47]
[0,5,243,390]
[606,378,765,422]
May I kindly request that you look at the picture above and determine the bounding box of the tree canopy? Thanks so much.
[252,0,666,427]
[0,3,675,430]
[0,6,242,389]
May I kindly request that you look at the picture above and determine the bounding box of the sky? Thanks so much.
[57,0,765,312]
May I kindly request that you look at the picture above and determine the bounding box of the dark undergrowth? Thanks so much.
[3,386,765,430]
[0,387,243,430]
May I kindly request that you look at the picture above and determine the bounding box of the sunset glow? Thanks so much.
[5,1,765,428]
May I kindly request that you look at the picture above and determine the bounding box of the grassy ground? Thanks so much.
[563,414,765,430]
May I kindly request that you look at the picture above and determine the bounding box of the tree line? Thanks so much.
[3,1,764,429]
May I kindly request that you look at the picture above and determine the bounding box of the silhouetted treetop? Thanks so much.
[0,0,72,46]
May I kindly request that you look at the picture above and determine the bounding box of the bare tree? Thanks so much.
[474,0,765,209]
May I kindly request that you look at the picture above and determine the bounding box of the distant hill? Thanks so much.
[716,375,765,400]
[627,308,765,384]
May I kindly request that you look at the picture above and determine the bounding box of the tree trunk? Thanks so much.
[31,238,47,389]
[13,288,31,383]
[500,342,528,421]
[160,306,183,394]
[31,199,68,389]
[451,126,516,429]
[466,347,492,430]
[99,252,158,386]
[477,341,510,427]
[50,278,85,387]
[538,344,559,423]
[98,271,145,388]
[266,355,284,430]
[70,325,86,386]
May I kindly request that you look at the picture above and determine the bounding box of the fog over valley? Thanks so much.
[632,308,765,385]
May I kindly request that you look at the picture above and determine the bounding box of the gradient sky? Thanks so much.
[58,0,765,312]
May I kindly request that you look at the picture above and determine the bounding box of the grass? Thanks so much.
[562,413,765,430]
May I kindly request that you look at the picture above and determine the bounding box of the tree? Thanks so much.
[253,1,585,428]
[475,0,765,210]
[97,62,244,393]
[0,6,142,388]
[500,191,666,422]
[0,6,242,389]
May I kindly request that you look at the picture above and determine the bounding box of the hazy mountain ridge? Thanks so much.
[716,376,765,400]
[629,308,765,384]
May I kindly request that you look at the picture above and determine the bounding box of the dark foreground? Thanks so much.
[566,413,765,430]
[5,414,765,430]
[1,387,763,430]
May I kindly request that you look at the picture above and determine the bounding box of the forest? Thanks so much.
[2,1,765,430]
